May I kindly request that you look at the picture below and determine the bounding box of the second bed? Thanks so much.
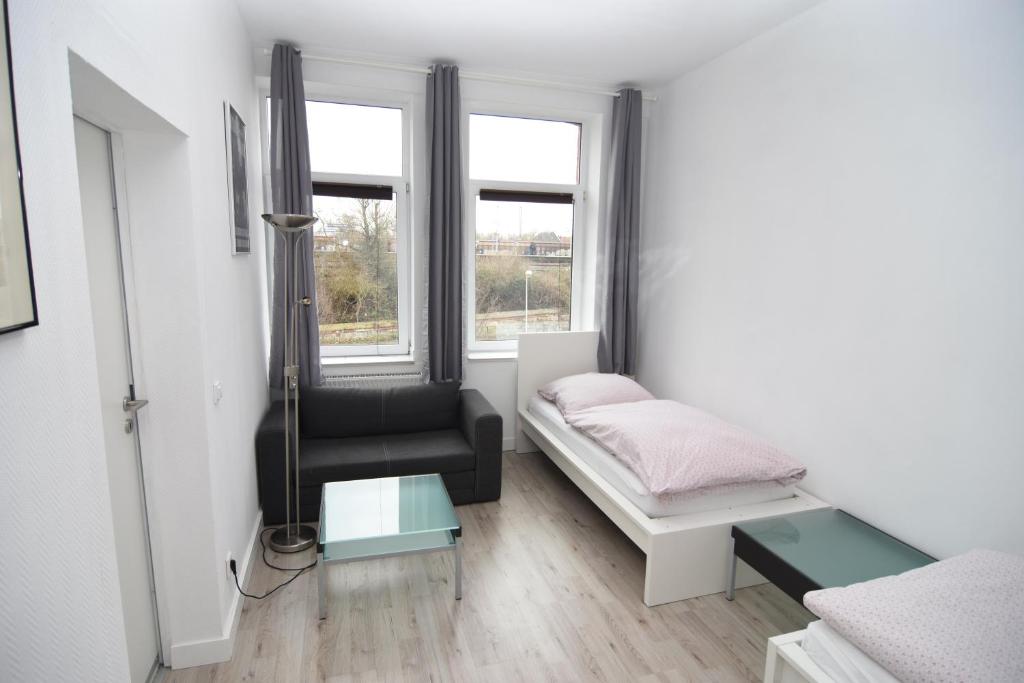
[527,394,799,518]
[516,330,829,606]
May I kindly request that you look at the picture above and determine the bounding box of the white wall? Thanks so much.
[639,0,1024,559]
[462,357,518,449]
[256,55,614,448]
[0,0,267,677]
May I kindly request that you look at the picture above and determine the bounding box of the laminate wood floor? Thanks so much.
[165,452,813,682]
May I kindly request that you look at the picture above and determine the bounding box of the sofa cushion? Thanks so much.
[299,470,475,500]
[299,429,475,484]
[300,382,461,438]
[386,429,475,475]
[299,435,388,483]
[301,386,385,438]
[382,382,461,435]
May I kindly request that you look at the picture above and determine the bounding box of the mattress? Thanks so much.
[526,395,797,518]
[802,620,899,683]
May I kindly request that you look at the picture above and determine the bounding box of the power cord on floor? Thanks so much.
[229,527,317,600]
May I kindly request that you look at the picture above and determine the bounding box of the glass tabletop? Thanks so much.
[734,508,934,589]
[319,474,460,562]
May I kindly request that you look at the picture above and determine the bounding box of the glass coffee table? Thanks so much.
[726,507,934,605]
[317,474,462,620]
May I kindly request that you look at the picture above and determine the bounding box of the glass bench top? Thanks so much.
[734,508,934,589]
[319,474,460,547]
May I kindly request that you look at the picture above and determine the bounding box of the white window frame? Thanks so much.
[262,92,413,359]
[464,106,593,352]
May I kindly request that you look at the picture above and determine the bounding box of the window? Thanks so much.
[306,100,409,357]
[469,115,580,185]
[468,114,583,349]
[306,101,402,176]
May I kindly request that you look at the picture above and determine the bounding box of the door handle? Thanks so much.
[123,397,149,412]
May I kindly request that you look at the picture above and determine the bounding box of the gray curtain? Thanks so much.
[597,88,643,375]
[268,44,321,388]
[426,64,464,383]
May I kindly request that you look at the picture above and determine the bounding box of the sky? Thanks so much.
[306,102,580,239]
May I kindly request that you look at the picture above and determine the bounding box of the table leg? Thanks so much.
[726,536,737,601]
[317,551,327,620]
[454,537,462,601]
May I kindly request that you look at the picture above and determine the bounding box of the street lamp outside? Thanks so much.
[524,269,533,332]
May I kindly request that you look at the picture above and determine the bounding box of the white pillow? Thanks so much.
[538,372,654,415]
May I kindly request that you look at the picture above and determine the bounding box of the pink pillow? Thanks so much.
[538,372,654,415]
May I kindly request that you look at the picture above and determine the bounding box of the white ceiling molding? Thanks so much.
[259,48,658,101]
[237,0,823,88]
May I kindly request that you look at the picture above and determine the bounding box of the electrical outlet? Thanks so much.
[212,381,224,406]
[226,551,234,578]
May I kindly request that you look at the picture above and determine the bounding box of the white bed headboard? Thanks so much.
[515,331,600,452]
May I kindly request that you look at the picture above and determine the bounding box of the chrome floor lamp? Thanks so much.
[263,213,318,553]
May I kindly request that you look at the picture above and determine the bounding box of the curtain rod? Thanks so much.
[261,48,656,102]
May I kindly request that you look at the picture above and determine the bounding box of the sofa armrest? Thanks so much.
[255,400,294,456]
[254,401,295,523]
[459,388,503,501]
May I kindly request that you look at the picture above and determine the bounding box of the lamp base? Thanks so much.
[269,524,317,553]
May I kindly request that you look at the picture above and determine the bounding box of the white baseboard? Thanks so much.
[502,435,515,452]
[168,510,262,669]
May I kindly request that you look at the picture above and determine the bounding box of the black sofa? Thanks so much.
[255,382,502,525]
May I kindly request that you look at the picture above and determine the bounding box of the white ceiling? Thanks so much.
[235,0,821,88]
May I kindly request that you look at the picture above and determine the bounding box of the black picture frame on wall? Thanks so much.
[0,0,38,336]
[224,101,251,255]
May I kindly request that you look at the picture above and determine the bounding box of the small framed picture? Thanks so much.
[223,101,250,254]
[0,0,38,335]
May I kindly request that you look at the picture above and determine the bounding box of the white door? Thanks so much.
[74,116,160,682]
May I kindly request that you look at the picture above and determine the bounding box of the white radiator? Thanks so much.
[324,372,423,390]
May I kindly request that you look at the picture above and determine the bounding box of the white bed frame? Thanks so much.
[764,630,835,683]
[515,331,830,606]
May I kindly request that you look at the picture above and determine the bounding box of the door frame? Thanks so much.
[82,116,170,669]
